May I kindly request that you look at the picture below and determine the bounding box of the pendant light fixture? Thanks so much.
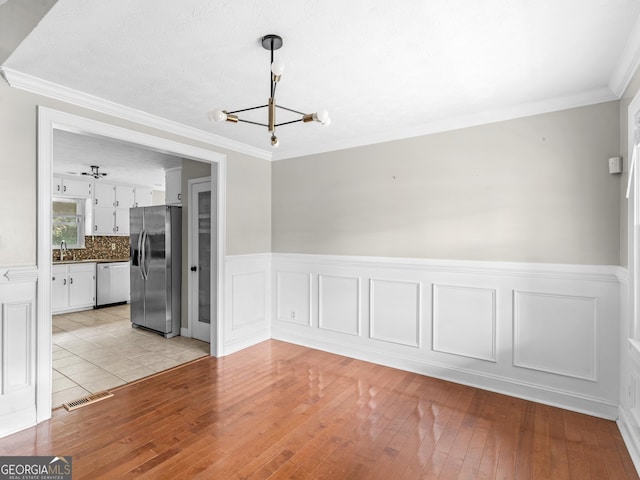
[208,34,330,148]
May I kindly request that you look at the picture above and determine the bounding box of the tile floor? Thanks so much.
[52,304,209,409]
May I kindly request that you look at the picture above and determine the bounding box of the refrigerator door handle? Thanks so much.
[137,230,145,279]
[142,230,151,280]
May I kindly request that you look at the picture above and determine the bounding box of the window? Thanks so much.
[52,198,86,249]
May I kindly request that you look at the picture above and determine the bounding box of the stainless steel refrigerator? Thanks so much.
[130,205,182,338]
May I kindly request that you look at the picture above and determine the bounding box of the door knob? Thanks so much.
[191,266,197,272]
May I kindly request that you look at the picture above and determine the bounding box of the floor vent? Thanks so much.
[63,390,114,411]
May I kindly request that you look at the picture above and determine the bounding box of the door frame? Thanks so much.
[186,176,212,341]
[37,107,226,422]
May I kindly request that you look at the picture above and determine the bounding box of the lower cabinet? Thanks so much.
[52,263,96,314]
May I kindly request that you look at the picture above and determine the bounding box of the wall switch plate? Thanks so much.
[608,156,622,174]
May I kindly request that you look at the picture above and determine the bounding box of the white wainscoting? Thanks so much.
[271,254,621,419]
[223,255,271,355]
[0,266,38,438]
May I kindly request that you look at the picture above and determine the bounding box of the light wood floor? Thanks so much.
[1,340,637,479]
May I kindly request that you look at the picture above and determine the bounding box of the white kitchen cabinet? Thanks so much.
[165,167,182,205]
[115,185,135,209]
[93,207,116,235]
[52,262,96,314]
[93,183,134,235]
[134,187,153,207]
[53,175,92,198]
[115,208,130,235]
[94,182,115,207]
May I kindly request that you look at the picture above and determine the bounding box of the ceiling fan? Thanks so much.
[81,165,108,179]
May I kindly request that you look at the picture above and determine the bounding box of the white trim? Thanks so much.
[272,253,621,282]
[37,107,227,425]
[2,68,271,161]
[1,266,38,284]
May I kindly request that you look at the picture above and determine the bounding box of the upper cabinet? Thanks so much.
[115,185,135,209]
[134,187,153,207]
[53,175,92,198]
[165,167,182,205]
[93,182,115,207]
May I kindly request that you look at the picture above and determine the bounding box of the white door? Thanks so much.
[189,178,213,343]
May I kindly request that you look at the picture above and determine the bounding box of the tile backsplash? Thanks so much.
[52,236,130,262]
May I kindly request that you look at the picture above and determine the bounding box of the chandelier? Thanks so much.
[208,34,330,148]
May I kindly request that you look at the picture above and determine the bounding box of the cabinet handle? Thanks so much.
[94,225,97,232]
[63,278,67,285]
[116,226,119,232]
[63,185,67,193]
[57,184,60,192]
[70,277,73,284]
[52,276,55,281]
[116,200,119,207]
[178,193,182,201]
[95,198,98,205]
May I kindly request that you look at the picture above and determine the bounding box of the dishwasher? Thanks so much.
[96,262,130,307]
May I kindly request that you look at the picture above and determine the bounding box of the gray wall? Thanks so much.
[0,79,272,267]
[273,101,621,265]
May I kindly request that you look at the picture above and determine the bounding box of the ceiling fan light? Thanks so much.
[208,109,228,123]
[271,134,279,148]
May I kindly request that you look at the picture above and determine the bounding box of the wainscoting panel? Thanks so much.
[513,291,597,381]
[318,275,361,336]
[0,267,38,438]
[276,271,311,326]
[271,254,620,419]
[224,255,271,355]
[433,284,496,362]
[370,279,420,347]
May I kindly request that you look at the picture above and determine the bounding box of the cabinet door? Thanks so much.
[94,182,115,207]
[165,168,182,205]
[115,185,135,209]
[51,272,68,313]
[115,208,130,235]
[53,176,63,196]
[63,178,92,198]
[93,207,115,235]
[69,266,95,309]
[134,187,153,207]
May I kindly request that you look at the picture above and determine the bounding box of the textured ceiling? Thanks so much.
[3,0,640,161]
[53,130,183,189]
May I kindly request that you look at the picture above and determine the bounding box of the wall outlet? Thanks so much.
[111,243,116,251]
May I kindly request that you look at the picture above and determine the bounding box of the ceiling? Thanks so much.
[53,130,182,188]
[2,0,640,161]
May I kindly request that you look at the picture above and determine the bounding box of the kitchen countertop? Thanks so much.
[53,258,129,265]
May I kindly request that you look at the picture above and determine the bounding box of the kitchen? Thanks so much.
[50,130,213,408]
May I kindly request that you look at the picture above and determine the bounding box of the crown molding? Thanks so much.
[272,86,618,160]
[609,14,640,98]
[0,67,272,161]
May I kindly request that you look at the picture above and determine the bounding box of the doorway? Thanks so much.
[37,107,226,422]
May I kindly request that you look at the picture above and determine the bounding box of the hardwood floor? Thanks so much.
[1,340,637,479]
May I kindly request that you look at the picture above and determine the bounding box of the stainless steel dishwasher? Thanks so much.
[96,262,130,307]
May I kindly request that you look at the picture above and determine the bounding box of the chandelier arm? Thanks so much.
[227,105,269,114]
[237,119,269,127]
[275,119,304,127]
[276,104,308,116]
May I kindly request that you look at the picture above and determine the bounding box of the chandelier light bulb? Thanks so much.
[314,109,330,124]
[208,109,227,123]
[271,134,279,148]
[271,59,285,77]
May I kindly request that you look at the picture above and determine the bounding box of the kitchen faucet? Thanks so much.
[60,240,68,261]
